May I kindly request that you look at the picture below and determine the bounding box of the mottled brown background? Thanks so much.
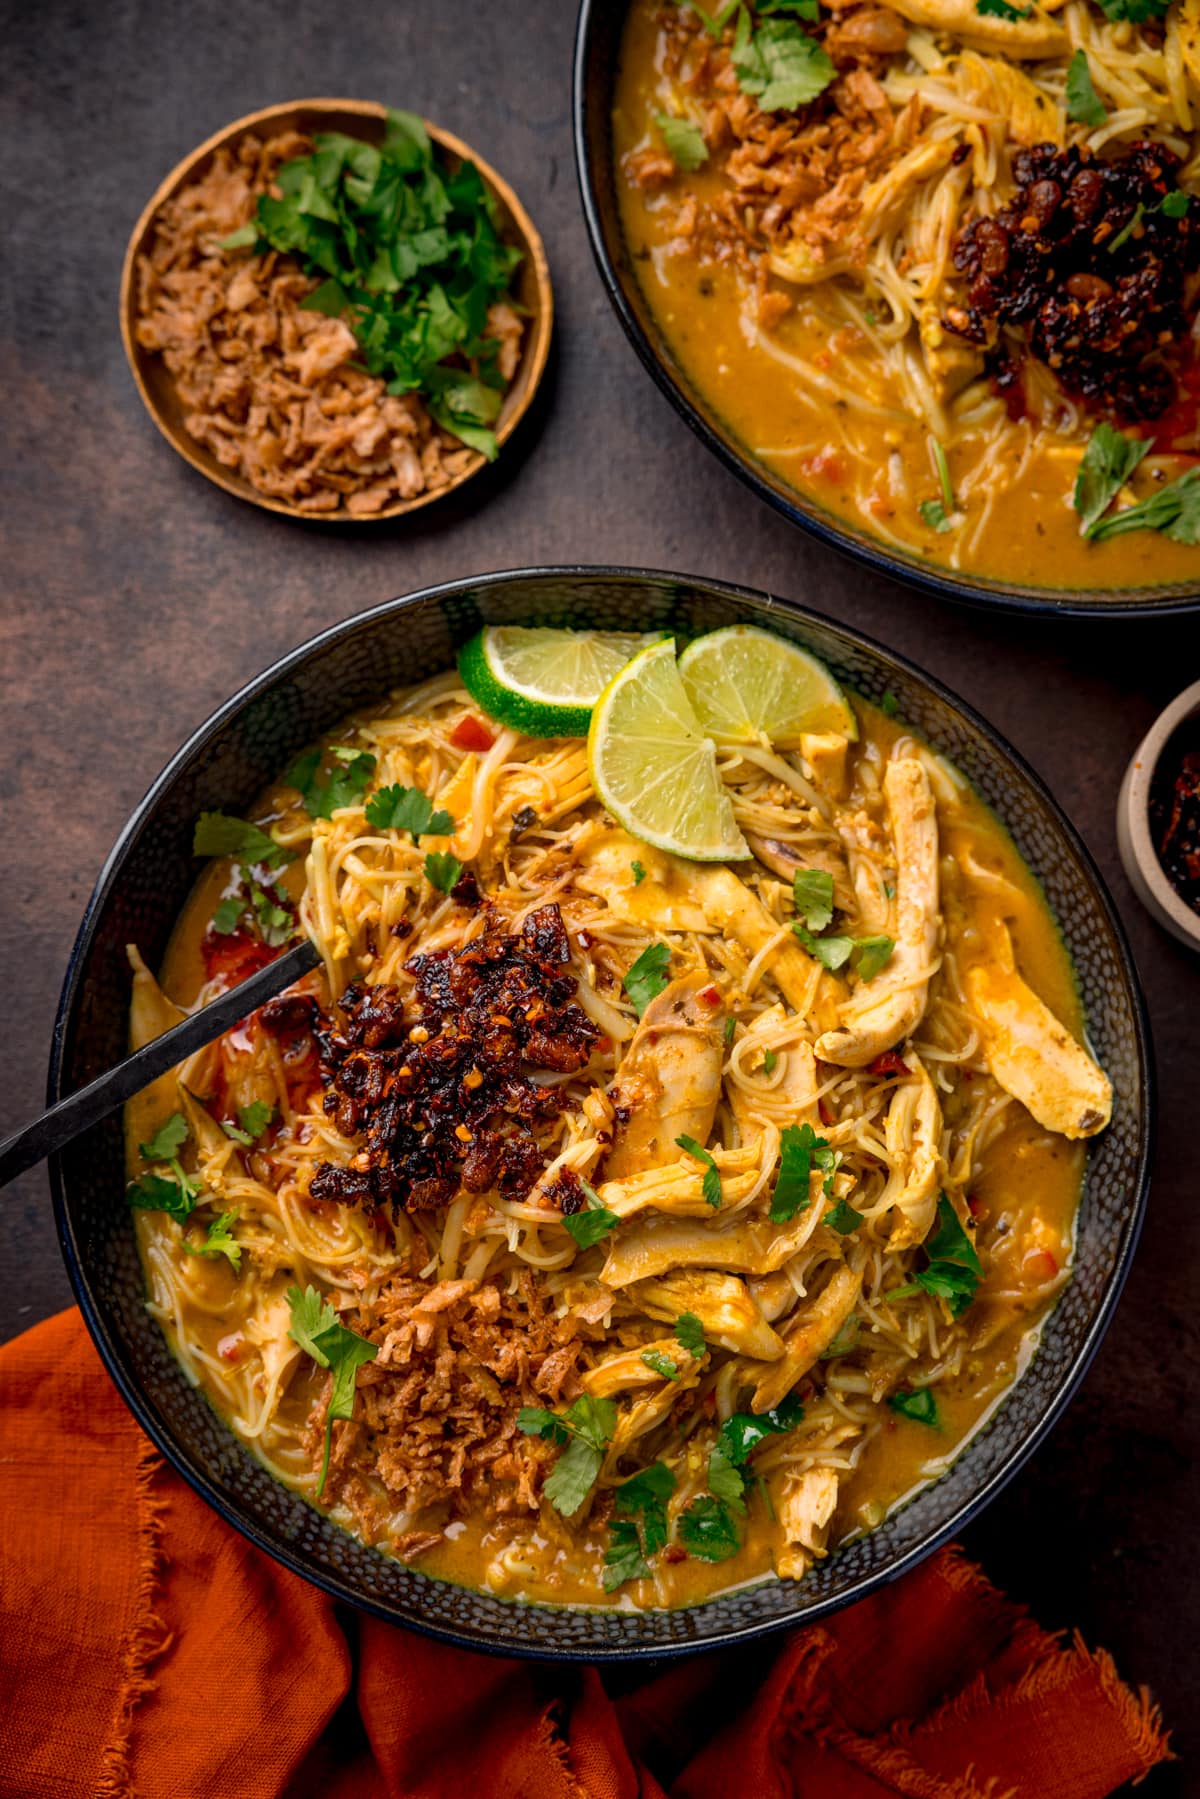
[1,1,1197,1788]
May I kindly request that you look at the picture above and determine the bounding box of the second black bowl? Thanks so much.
[51,567,1152,1659]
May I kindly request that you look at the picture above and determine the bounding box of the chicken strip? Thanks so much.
[776,1467,841,1580]
[885,0,1066,56]
[817,759,939,1067]
[627,1270,785,1361]
[880,1058,944,1251]
[966,961,1112,1139]
[580,1338,698,1398]
[691,864,828,1016]
[606,974,725,1178]
[574,826,713,933]
[597,1141,763,1221]
[751,1261,864,1412]
[602,1204,825,1288]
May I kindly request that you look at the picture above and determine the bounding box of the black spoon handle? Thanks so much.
[0,936,322,1189]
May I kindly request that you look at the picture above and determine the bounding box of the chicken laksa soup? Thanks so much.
[614,0,1200,589]
[125,625,1111,1609]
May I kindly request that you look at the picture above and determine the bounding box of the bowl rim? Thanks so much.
[48,566,1156,1660]
[570,0,1200,620]
[1116,678,1200,951]
[119,97,554,524]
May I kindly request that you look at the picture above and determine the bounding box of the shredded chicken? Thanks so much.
[133,130,522,515]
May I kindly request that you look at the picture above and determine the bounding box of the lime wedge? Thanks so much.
[588,639,750,862]
[457,626,662,737]
[677,625,857,749]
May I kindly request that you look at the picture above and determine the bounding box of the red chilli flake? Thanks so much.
[451,713,495,752]
[868,1050,909,1077]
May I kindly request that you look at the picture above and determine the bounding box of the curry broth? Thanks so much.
[614,1,1200,593]
[129,693,1087,1609]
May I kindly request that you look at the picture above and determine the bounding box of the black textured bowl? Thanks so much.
[52,568,1153,1659]
[572,1,1199,619]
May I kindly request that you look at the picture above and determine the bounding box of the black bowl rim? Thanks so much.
[49,565,1155,1661]
[571,0,1200,620]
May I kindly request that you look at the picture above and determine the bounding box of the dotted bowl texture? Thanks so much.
[50,568,1153,1662]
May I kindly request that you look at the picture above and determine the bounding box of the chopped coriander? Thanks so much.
[820,1315,860,1360]
[517,1393,617,1515]
[211,897,243,935]
[129,1115,202,1220]
[677,1493,742,1562]
[286,1285,379,1497]
[880,691,900,718]
[730,8,835,112]
[235,110,523,461]
[1093,0,1168,21]
[919,499,953,534]
[890,1194,982,1317]
[974,0,1031,17]
[603,1462,676,1590]
[641,1348,683,1381]
[249,880,293,947]
[1086,466,1200,545]
[794,922,855,970]
[827,1197,865,1235]
[1073,423,1151,534]
[758,0,820,14]
[681,0,741,36]
[283,747,376,821]
[364,782,454,841]
[932,439,956,513]
[561,1179,620,1251]
[723,1015,737,1046]
[1160,190,1190,218]
[674,1311,707,1357]
[854,934,895,981]
[193,812,290,870]
[1065,49,1106,127]
[706,1442,748,1511]
[623,942,671,1016]
[183,1210,242,1269]
[770,1121,834,1222]
[1107,201,1144,254]
[888,1387,940,1427]
[139,1114,189,1162]
[654,111,708,171]
[424,850,463,893]
[631,859,647,885]
[792,867,834,932]
[223,1101,275,1146]
[705,1395,804,1517]
[676,1134,722,1208]
[762,1048,778,1074]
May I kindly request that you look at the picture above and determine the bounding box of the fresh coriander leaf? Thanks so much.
[707,1443,747,1511]
[794,922,855,970]
[223,1100,275,1145]
[193,812,290,869]
[974,0,1031,17]
[561,1180,620,1250]
[1107,201,1144,254]
[631,859,647,885]
[1160,190,1190,218]
[762,1048,778,1074]
[677,1493,741,1561]
[864,307,879,326]
[654,111,708,172]
[880,691,900,718]
[603,1517,651,1590]
[424,850,463,893]
[211,897,242,934]
[920,499,953,534]
[820,1315,860,1360]
[889,1387,940,1426]
[517,1394,617,1516]
[623,942,671,1016]
[932,439,956,514]
[285,1285,378,1495]
[127,1171,197,1221]
[1093,0,1167,21]
[771,1121,817,1221]
[792,867,834,931]
[854,934,894,981]
[731,11,835,111]
[758,0,820,14]
[674,1311,707,1357]
[714,1394,804,1469]
[1073,423,1152,534]
[1086,466,1200,544]
[364,782,454,841]
[249,882,293,947]
[892,1195,982,1317]
[641,1348,683,1381]
[516,1406,570,1445]
[827,1197,865,1234]
[220,222,258,250]
[682,0,741,35]
[287,747,377,820]
[924,1194,983,1276]
[183,1210,242,1269]
[139,1114,189,1163]
[676,1134,722,1209]
[1065,49,1106,126]
[723,1015,737,1046]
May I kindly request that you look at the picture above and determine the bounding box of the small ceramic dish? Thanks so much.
[120,99,553,522]
[1117,679,1200,953]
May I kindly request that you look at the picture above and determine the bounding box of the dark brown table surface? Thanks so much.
[3,2,1197,1788]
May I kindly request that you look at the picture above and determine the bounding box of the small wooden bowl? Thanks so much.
[119,99,553,522]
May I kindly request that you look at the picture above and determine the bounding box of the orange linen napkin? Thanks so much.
[0,1310,1171,1799]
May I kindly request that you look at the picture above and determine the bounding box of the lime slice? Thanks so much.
[457,626,662,737]
[588,639,750,862]
[677,625,857,749]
